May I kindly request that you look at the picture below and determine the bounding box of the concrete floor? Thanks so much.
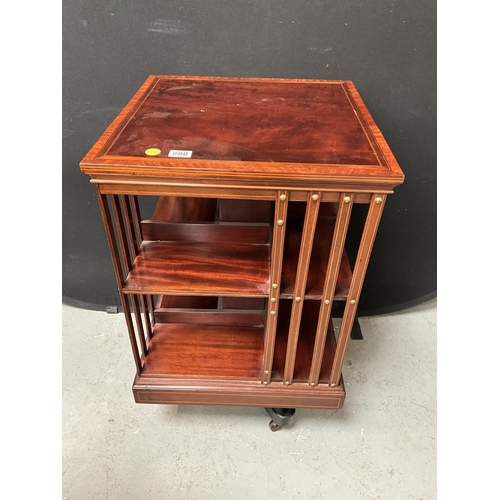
[62,299,436,499]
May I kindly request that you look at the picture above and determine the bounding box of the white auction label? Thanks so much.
[168,150,193,158]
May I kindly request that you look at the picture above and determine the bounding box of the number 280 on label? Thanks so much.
[168,150,193,158]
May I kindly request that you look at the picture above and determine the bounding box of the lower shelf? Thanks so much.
[141,322,265,379]
[133,297,345,409]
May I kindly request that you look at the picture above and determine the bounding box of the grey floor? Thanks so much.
[62,299,436,500]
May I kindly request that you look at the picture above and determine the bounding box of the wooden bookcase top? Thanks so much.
[81,76,404,189]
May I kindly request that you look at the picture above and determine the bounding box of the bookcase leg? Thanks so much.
[265,408,296,432]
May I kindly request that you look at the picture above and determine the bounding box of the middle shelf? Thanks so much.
[122,218,352,299]
[123,238,271,296]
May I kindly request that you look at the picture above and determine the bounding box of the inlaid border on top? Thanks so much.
[80,76,404,186]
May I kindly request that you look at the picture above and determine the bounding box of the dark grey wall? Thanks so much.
[62,0,436,315]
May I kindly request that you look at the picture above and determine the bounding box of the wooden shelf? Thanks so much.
[133,294,345,409]
[125,215,351,298]
[281,217,352,300]
[140,299,338,385]
[123,239,270,296]
[142,322,265,379]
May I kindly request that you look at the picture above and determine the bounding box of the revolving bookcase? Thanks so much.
[80,76,404,430]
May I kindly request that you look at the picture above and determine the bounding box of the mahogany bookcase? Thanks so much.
[80,76,404,430]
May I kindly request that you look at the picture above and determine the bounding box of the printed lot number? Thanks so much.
[168,150,193,158]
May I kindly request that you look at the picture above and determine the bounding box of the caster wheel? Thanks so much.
[269,420,282,432]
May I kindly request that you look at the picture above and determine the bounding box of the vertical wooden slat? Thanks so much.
[308,192,353,386]
[283,191,321,384]
[261,190,288,385]
[130,295,148,356]
[121,294,144,368]
[121,195,139,256]
[110,196,133,271]
[131,195,156,330]
[146,305,155,334]
[139,296,152,347]
[147,295,156,329]
[130,195,143,242]
[95,188,141,374]
[111,195,148,358]
[132,195,155,326]
[122,195,153,343]
[329,193,387,386]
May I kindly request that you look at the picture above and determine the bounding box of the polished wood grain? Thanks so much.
[141,323,265,378]
[217,199,272,222]
[80,76,405,191]
[219,297,266,310]
[152,196,218,222]
[140,221,270,245]
[104,78,380,165]
[123,240,270,296]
